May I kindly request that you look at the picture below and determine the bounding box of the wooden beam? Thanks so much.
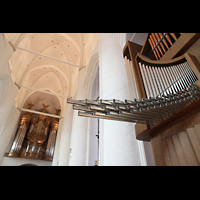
[18,107,63,119]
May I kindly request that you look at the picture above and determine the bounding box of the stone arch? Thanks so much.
[84,52,99,98]
[21,87,62,115]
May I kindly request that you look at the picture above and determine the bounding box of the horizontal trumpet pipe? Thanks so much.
[86,99,101,105]
[120,111,161,122]
[113,99,124,104]
[73,105,91,112]
[67,99,86,106]
[100,100,113,105]
[90,105,107,112]
[78,111,155,125]
[100,111,156,125]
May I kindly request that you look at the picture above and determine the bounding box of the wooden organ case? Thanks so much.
[123,33,200,166]
[6,104,60,162]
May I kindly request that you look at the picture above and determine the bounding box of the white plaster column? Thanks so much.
[52,103,74,166]
[112,33,126,49]
[51,118,63,166]
[99,33,142,166]
[0,34,15,132]
[0,34,20,163]
[68,110,88,166]
[0,34,14,72]
[68,68,89,166]
[0,105,20,163]
[86,118,98,166]
[86,68,99,166]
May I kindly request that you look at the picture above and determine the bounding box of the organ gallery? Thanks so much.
[8,103,60,161]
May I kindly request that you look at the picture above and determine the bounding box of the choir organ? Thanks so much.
[6,103,60,161]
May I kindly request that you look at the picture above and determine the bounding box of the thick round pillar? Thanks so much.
[68,111,88,166]
[99,33,143,166]
[53,103,74,166]
[68,67,90,166]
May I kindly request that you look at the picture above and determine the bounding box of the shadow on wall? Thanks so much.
[19,164,38,166]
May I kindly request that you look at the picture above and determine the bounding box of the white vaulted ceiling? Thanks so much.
[6,33,99,116]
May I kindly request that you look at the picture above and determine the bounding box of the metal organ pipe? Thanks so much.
[46,129,56,157]
[130,61,139,99]
[67,83,200,127]
[125,56,139,100]
[145,64,154,97]
[10,123,26,153]
[50,130,57,157]
[149,66,159,96]
[9,112,32,156]
[17,124,27,152]
[138,60,198,98]
[44,117,59,160]
[125,56,133,99]
[67,56,200,127]
[36,121,44,134]
[44,126,49,136]
[26,141,31,154]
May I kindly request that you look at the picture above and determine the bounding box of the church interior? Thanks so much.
[0,33,200,166]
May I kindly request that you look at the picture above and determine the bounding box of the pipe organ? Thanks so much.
[68,33,200,165]
[8,104,60,161]
[67,84,200,127]
[147,33,181,60]
[138,55,198,98]
[125,33,200,165]
[67,52,200,128]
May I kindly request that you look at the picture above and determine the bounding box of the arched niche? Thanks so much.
[22,89,61,115]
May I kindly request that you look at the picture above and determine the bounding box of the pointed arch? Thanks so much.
[84,52,99,98]
[21,87,62,115]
